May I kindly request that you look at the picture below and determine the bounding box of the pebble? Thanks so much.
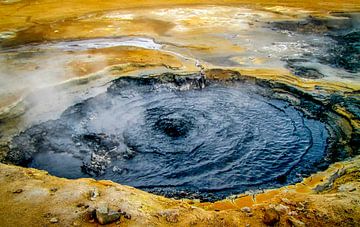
[274,204,289,214]
[338,183,357,192]
[13,189,23,193]
[296,207,305,212]
[0,31,16,40]
[287,216,305,227]
[43,213,51,218]
[90,188,99,201]
[281,198,296,206]
[72,221,81,226]
[288,211,298,216]
[76,203,85,208]
[95,204,121,225]
[50,217,59,223]
[241,207,252,213]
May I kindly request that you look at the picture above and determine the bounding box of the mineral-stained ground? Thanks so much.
[0,0,359,226]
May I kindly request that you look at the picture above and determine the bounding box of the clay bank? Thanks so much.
[0,1,359,226]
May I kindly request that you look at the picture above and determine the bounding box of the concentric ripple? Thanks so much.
[7,77,328,200]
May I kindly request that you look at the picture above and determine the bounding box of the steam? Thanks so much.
[0,37,162,130]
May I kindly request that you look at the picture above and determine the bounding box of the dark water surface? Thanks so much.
[8,77,328,200]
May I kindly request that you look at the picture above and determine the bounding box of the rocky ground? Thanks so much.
[0,156,359,226]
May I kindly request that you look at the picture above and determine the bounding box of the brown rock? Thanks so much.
[281,198,296,206]
[72,221,81,226]
[13,189,23,193]
[288,211,298,216]
[83,208,96,221]
[287,216,305,227]
[76,203,85,208]
[89,188,99,201]
[263,208,280,225]
[241,206,252,213]
[124,213,131,219]
[274,204,289,214]
[95,204,121,225]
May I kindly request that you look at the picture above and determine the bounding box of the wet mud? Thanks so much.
[6,74,355,201]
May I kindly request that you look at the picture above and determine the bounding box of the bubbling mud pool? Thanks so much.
[6,75,329,201]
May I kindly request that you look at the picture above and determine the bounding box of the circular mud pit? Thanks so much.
[7,75,329,201]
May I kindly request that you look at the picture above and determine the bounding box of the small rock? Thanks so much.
[246,212,253,217]
[13,189,23,193]
[274,204,289,214]
[159,209,180,223]
[241,206,252,213]
[118,209,132,219]
[298,202,307,209]
[124,213,131,219]
[96,204,121,225]
[50,188,58,192]
[43,213,52,218]
[296,207,304,212]
[72,221,81,226]
[0,31,16,40]
[50,217,59,223]
[338,183,357,192]
[287,216,305,227]
[89,188,99,201]
[263,208,280,225]
[281,198,296,206]
[288,211,298,216]
[76,203,85,208]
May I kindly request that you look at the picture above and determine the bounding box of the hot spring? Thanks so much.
[3,12,359,202]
